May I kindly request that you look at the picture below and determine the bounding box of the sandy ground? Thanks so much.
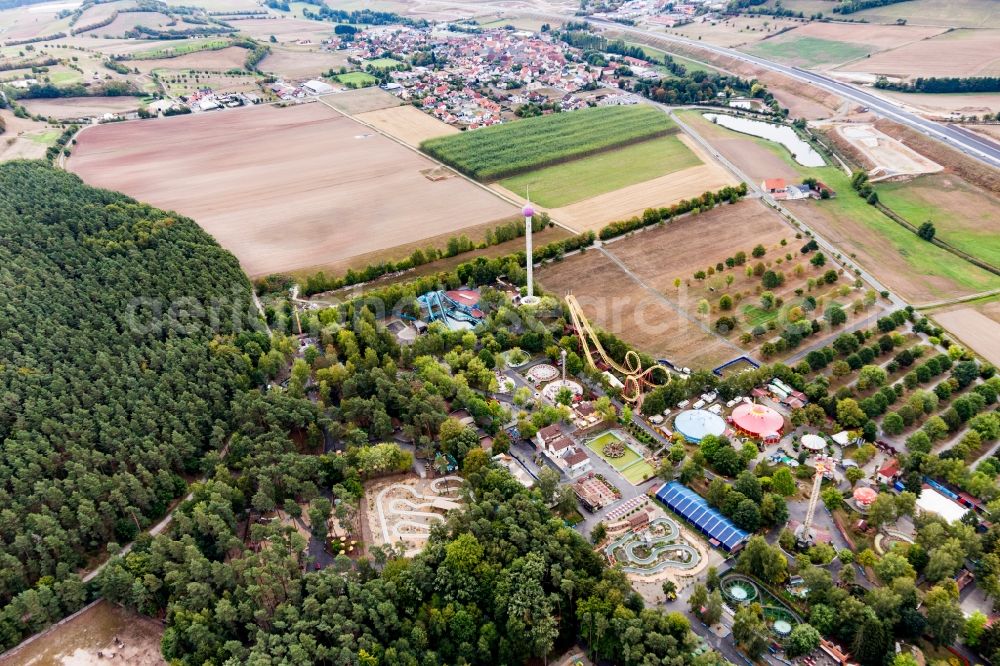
[68,102,517,276]
[0,110,56,162]
[323,86,402,115]
[21,95,141,118]
[0,600,165,665]
[834,123,941,178]
[837,29,1000,79]
[131,46,249,73]
[259,46,350,80]
[362,475,463,558]
[516,134,734,234]
[933,308,1000,367]
[354,105,458,146]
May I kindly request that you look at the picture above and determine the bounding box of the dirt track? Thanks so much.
[68,102,517,276]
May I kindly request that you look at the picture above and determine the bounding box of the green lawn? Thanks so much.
[336,71,377,87]
[27,130,60,145]
[48,70,82,85]
[742,304,780,328]
[364,57,404,70]
[746,36,871,68]
[499,133,701,207]
[587,432,640,471]
[622,461,656,484]
[130,39,230,60]
[876,176,1000,269]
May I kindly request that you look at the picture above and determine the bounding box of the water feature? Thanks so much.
[703,113,826,167]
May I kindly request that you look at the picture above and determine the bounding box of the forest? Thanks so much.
[0,161,257,651]
[874,76,1000,94]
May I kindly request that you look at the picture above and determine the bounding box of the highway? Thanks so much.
[574,16,1000,169]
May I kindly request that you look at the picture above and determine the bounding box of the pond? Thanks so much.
[703,113,826,167]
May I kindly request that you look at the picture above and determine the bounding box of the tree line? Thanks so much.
[875,76,1000,94]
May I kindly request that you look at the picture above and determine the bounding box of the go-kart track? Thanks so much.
[371,476,464,557]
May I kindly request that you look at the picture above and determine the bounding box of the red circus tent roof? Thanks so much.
[730,402,784,437]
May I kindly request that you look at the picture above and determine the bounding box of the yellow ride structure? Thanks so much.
[565,294,669,404]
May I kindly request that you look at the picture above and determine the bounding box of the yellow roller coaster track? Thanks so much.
[565,294,669,403]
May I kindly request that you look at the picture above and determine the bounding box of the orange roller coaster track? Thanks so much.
[565,294,669,404]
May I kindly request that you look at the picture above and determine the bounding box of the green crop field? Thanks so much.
[421,105,676,181]
[746,36,871,68]
[336,71,377,87]
[130,39,231,60]
[499,133,701,207]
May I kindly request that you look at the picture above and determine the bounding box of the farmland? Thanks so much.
[875,174,1000,268]
[498,134,703,208]
[354,104,457,147]
[835,29,1000,79]
[20,95,142,119]
[420,105,676,181]
[933,306,1000,367]
[67,103,517,276]
[746,36,872,69]
[678,110,1000,302]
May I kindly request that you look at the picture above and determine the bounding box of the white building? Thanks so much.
[916,487,969,524]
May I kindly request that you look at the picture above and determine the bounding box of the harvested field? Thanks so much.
[933,308,1000,367]
[78,10,174,36]
[537,249,736,369]
[542,134,736,233]
[0,599,165,665]
[421,105,676,181]
[231,17,332,42]
[838,29,1000,80]
[850,0,1000,27]
[876,90,1000,118]
[323,86,402,114]
[20,95,141,118]
[131,45,249,73]
[0,111,58,162]
[873,119,1000,196]
[678,109,799,183]
[970,124,1000,143]
[68,103,518,276]
[500,134,703,209]
[259,46,350,79]
[355,104,456,146]
[835,123,941,178]
[658,15,803,48]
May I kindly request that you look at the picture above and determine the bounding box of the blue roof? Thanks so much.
[655,482,750,551]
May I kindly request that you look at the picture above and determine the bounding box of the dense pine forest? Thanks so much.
[0,161,257,650]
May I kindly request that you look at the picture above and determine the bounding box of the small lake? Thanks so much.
[703,113,826,167]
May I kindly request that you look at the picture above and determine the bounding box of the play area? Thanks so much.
[525,363,559,383]
[417,289,485,331]
[586,430,656,484]
[605,517,704,575]
[721,574,803,639]
[364,475,464,557]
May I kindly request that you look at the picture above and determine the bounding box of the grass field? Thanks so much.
[364,57,404,70]
[498,134,701,207]
[746,36,871,68]
[622,461,656,484]
[876,175,1000,268]
[336,71,377,87]
[624,41,717,75]
[127,39,231,60]
[587,432,640,470]
[421,105,675,181]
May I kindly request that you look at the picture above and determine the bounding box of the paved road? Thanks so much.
[578,17,1000,169]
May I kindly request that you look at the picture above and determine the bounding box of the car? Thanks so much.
[314,562,321,570]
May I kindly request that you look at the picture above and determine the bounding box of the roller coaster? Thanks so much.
[565,294,670,403]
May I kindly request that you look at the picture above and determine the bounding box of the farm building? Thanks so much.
[673,409,727,443]
[729,402,784,439]
[655,482,749,552]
